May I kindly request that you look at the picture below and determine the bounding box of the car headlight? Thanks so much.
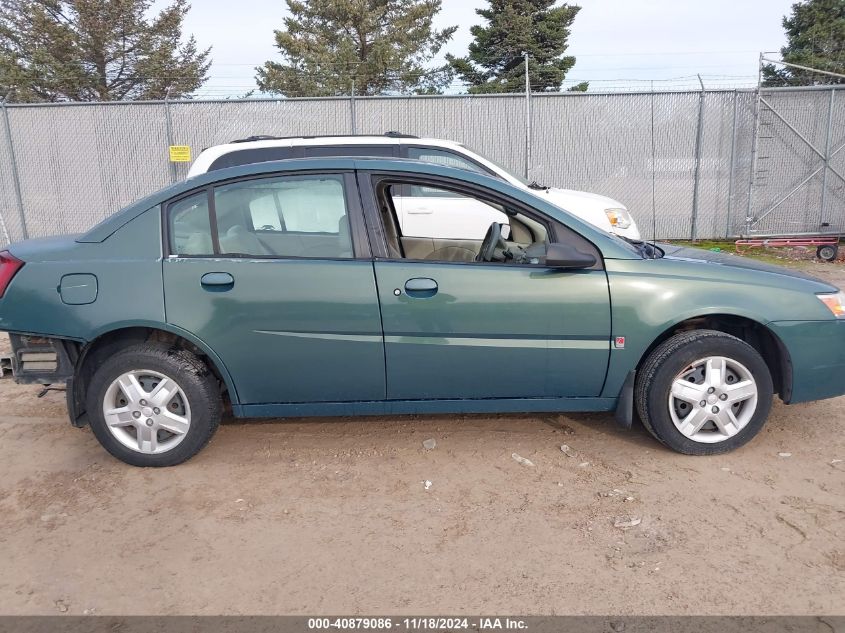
[817,292,845,318]
[605,208,633,229]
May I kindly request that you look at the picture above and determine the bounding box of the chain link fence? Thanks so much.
[0,86,842,248]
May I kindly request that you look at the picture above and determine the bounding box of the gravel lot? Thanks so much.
[0,257,843,615]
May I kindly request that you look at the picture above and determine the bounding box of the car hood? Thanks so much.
[537,187,625,210]
[659,243,835,288]
[526,187,625,232]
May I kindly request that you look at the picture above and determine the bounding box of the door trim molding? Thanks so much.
[234,396,617,418]
[384,334,609,349]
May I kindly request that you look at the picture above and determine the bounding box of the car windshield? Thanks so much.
[461,144,531,187]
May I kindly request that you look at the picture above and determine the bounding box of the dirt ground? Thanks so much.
[0,256,843,616]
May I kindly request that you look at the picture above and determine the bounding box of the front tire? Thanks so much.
[635,330,773,455]
[86,344,222,467]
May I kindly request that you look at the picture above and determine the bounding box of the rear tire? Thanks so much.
[86,343,221,467]
[635,330,773,455]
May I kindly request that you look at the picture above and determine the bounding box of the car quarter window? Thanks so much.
[170,191,214,256]
[213,175,353,258]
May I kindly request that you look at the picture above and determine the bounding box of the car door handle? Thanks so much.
[407,207,434,215]
[201,272,234,290]
[404,278,438,297]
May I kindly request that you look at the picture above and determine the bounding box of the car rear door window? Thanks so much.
[212,175,354,259]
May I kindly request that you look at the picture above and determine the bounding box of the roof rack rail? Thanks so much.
[383,131,418,138]
[228,131,420,144]
[230,135,284,143]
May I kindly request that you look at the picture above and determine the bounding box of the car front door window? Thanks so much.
[381,180,549,264]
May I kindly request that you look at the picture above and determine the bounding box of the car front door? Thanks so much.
[360,172,611,401]
[162,171,385,405]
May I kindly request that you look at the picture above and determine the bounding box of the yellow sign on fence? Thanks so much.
[169,145,192,162]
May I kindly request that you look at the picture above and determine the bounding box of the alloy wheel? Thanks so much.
[102,369,192,454]
[667,356,758,444]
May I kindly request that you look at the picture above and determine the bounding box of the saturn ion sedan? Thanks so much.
[1,157,843,466]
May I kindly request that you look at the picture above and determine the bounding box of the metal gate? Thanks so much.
[745,85,845,236]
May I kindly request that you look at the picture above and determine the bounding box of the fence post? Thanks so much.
[745,53,764,236]
[820,87,835,226]
[350,79,357,134]
[725,90,739,238]
[164,88,177,184]
[1,92,28,241]
[690,74,706,241]
[523,51,532,182]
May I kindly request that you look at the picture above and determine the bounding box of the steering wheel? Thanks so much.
[476,222,506,262]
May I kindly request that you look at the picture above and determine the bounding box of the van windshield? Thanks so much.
[461,145,531,187]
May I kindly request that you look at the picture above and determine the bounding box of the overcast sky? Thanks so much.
[171,0,797,97]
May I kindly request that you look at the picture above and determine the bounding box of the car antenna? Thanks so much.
[649,81,658,258]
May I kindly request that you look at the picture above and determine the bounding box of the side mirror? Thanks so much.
[545,242,597,269]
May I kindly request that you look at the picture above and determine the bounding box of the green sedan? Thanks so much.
[1,157,843,466]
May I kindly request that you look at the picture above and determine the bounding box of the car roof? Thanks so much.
[188,134,464,176]
[78,156,633,259]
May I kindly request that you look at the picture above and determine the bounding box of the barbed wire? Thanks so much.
[2,54,818,102]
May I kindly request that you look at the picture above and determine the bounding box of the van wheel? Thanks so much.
[86,344,221,467]
[635,330,773,455]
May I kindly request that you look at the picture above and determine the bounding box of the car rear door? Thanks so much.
[162,170,386,406]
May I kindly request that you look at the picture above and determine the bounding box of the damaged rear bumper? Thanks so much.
[1,333,77,384]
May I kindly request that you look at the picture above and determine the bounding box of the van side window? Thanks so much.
[406,148,487,175]
[208,147,295,171]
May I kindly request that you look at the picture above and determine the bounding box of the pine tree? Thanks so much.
[763,0,845,86]
[0,0,211,102]
[447,0,582,94]
[256,0,457,97]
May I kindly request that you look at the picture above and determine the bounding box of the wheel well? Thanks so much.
[638,315,793,401]
[68,327,229,427]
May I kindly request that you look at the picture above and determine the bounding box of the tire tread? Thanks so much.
[86,343,222,467]
[635,329,773,455]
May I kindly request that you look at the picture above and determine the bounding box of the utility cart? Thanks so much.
[735,233,842,262]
